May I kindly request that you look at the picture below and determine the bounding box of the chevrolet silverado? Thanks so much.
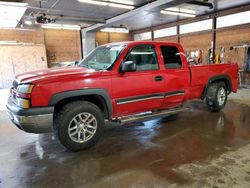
[7,41,238,151]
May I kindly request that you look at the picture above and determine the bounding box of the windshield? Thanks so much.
[79,44,125,70]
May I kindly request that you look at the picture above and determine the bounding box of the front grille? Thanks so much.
[13,80,18,89]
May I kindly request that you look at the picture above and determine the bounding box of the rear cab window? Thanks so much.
[161,46,182,69]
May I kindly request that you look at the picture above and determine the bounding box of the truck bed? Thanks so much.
[188,63,238,99]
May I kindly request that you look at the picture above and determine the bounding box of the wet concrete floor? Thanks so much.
[1,100,250,188]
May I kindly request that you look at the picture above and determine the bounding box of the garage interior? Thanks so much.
[0,0,250,187]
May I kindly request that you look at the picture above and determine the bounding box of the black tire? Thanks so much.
[206,82,228,112]
[54,101,104,152]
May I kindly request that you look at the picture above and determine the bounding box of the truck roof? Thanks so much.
[101,41,181,47]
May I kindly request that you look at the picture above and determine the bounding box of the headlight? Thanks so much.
[17,84,34,94]
[16,84,34,109]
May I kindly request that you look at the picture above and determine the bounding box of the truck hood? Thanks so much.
[16,67,97,84]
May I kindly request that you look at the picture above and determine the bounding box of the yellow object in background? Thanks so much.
[215,54,220,64]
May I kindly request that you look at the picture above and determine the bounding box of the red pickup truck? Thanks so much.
[7,41,238,151]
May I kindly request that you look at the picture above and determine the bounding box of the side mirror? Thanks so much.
[120,61,136,72]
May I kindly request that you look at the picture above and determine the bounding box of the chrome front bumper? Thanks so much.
[6,97,54,133]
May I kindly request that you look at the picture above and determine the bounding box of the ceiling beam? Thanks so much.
[85,0,192,32]
[187,1,213,9]
[47,14,106,24]
[131,3,250,34]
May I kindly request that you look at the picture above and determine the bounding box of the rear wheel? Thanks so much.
[54,101,104,151]
[206,82,227,112]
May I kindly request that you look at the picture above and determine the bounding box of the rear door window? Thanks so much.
[161,46,182,69]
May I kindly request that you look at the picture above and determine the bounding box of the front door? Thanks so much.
[112,45,165,117]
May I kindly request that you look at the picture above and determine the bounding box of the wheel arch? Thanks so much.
[49,89,112,120]
[201,75,232,100]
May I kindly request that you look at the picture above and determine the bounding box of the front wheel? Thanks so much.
[206,82,228,112]
[54,101,104,151]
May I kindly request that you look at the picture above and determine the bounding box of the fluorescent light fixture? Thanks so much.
[78,0,134,9]
[78,0,108,6]
[105,0,134,5]
[108,3,134,9]
[0,2,27,6]
[161,10,196,18]
[42,24,81,30]
[0,2,27,28]
[166,7,196,15]
[100,27,129,33]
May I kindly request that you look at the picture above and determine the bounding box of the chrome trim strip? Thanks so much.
[116,90,185,105]
[116,95,164,105]
[165,93,185,98]
[165,90,185,98]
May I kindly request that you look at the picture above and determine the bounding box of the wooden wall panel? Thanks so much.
[95,32,132,46]
[0,45,47,88]
[180,32,211,64]
[216,25,250,85]
[0,29,44,44]
[154,36,178,43]
[109,32,132,43]
[95,32,109,46]
[44,29,82,67]
[216,26,250,68]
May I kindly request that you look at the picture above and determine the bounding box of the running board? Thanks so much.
[118,107,189,124]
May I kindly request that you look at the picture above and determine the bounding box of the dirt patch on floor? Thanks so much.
[170,144,250,188]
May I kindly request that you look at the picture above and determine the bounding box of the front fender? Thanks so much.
[49,89,112,118]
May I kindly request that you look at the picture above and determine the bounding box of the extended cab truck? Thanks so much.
[6,41,238,151]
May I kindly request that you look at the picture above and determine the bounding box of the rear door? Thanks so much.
[159,45,190,108]
[112,45,165,117]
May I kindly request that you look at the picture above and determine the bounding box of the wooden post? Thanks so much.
[212,16,217,64]
[151,28,154,41]
[177,25,180,43]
